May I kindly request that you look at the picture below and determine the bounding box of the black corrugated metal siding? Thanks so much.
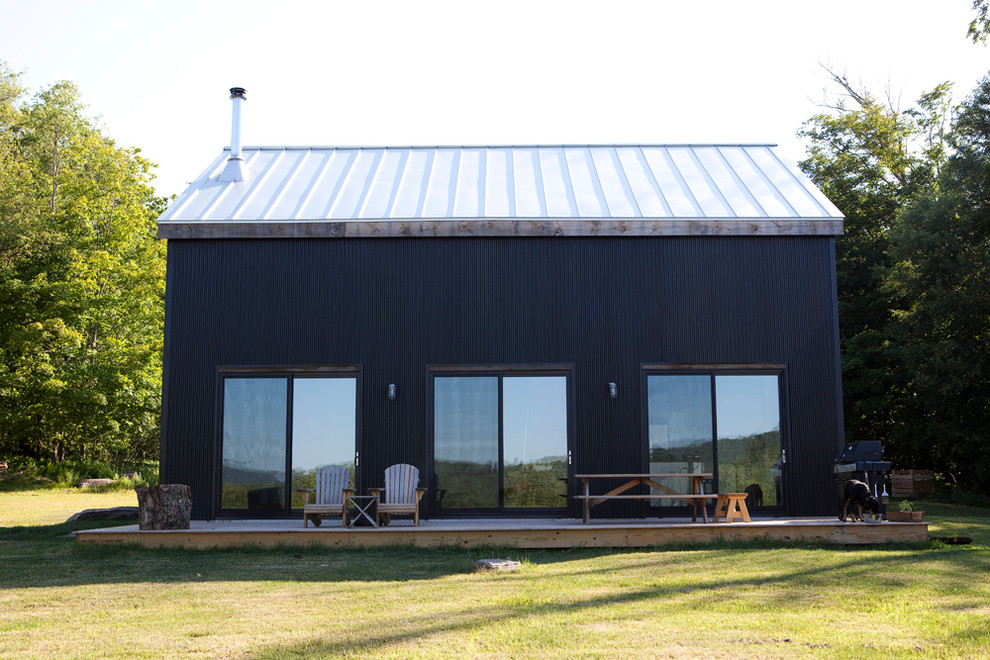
[161,236,844,518]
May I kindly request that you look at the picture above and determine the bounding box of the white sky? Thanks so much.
[2,0,987,200]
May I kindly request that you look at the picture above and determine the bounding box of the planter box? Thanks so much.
[886,510,924,522]
[891,470,934,497]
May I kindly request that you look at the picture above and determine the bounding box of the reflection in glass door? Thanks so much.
[220,374,357,515]
[715,375,782,507]
[290,378,357,508]
[503,376,568,507]
[433,373,569,513]
[646,375,714,504]
[645,371,785,511]
[433,377,499,508]
[221,378,288,511]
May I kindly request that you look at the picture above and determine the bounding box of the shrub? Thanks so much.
[1,457,159,489]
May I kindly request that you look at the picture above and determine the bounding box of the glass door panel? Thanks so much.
[290,378,357,508]
[503,376,568,507]
[221,378,288,512]
[646,375,714,504]
[715,375,782,508]
[434,377,499,509]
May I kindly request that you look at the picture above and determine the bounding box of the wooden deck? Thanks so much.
[73,517,929,549]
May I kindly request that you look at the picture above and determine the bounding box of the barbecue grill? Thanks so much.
[833,441,891,515]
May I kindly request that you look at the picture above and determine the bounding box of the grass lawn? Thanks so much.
[0,487,138,527]
[1,489,988,659]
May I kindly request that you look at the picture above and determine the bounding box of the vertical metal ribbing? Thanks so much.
[164,235,844,519]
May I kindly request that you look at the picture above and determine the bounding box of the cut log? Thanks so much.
[135,484,192,530]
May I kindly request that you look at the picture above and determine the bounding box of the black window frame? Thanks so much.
[640,364,790,514]
[215,365,362,518]
[425,364,575,518]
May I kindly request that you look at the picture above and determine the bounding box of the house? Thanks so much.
[157,93,845,520]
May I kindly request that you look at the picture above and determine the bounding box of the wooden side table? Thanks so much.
[346,495,378,528]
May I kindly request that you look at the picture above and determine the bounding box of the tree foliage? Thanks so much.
[970,0,990,43]
[798,68,952,450]
[885,77,990,490]
[801,69,990,493]
[0,61,166,466]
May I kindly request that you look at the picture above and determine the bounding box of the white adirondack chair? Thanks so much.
[298,464,353,528]
[368,463,427,526]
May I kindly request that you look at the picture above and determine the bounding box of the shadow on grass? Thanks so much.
[0,476,69,492]
[1,517,986,592]
[235,546,990,659]
[0,518,137,539]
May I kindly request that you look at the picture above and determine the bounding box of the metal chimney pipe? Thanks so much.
[229,87,246,158]
[218,87,249,182]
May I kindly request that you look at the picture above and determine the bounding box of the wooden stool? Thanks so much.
[713,493,751,523]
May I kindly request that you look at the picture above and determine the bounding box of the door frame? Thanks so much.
[425,364,575,518]
[640,363,791,516]
[214,365,362,518]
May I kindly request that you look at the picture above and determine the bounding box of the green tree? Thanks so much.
[801,68,990,494]
[884,75,990,491]
[970,0,990,43]
[798,69,953,454]
[0,62,166,466]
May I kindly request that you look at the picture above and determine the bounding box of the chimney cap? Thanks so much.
[229,87,247,100]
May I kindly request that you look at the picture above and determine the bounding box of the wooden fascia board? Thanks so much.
[157,218,843,240]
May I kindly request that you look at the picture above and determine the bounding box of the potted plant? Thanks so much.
[887,500,924,522]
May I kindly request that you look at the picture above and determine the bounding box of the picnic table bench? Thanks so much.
[573,473,716,523]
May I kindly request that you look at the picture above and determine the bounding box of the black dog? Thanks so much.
[744,483,764,508]
[841,479,880,522]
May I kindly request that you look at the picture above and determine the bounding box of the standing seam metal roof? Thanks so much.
[157,145,843,238]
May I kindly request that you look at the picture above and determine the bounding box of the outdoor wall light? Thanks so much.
[608,382,618,399]
[387,383,397,400]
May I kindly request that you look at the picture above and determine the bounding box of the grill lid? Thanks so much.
[835,441,884,463]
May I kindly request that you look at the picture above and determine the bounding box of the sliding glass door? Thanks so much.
[503,376,569,507]
[645,370,785,511]
[290,378,358,508]
[432,371,570,514]
[220,373,357,515]
[221,378,288,511]
[646,374,714,503]
[714,375,783,508]
[433,377,500,508]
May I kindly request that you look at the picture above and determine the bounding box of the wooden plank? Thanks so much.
[572,495,713,499]
[575,473,713,478]
[301,505,342,513]
[158,219,844,241]
[73,520,930,549]
[576,473,713,523]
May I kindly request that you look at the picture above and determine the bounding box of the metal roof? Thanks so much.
[158,145,843,239]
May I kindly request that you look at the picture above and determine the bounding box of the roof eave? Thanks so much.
[158,217,844,240]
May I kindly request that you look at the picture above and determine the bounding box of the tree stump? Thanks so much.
[135,484,192,530]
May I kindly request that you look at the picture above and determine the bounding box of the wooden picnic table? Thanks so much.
[573,473,715,524]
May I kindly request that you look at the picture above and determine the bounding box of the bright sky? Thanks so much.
[2,0,987,200]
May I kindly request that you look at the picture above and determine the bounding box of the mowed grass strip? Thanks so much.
[0,489,988,659]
